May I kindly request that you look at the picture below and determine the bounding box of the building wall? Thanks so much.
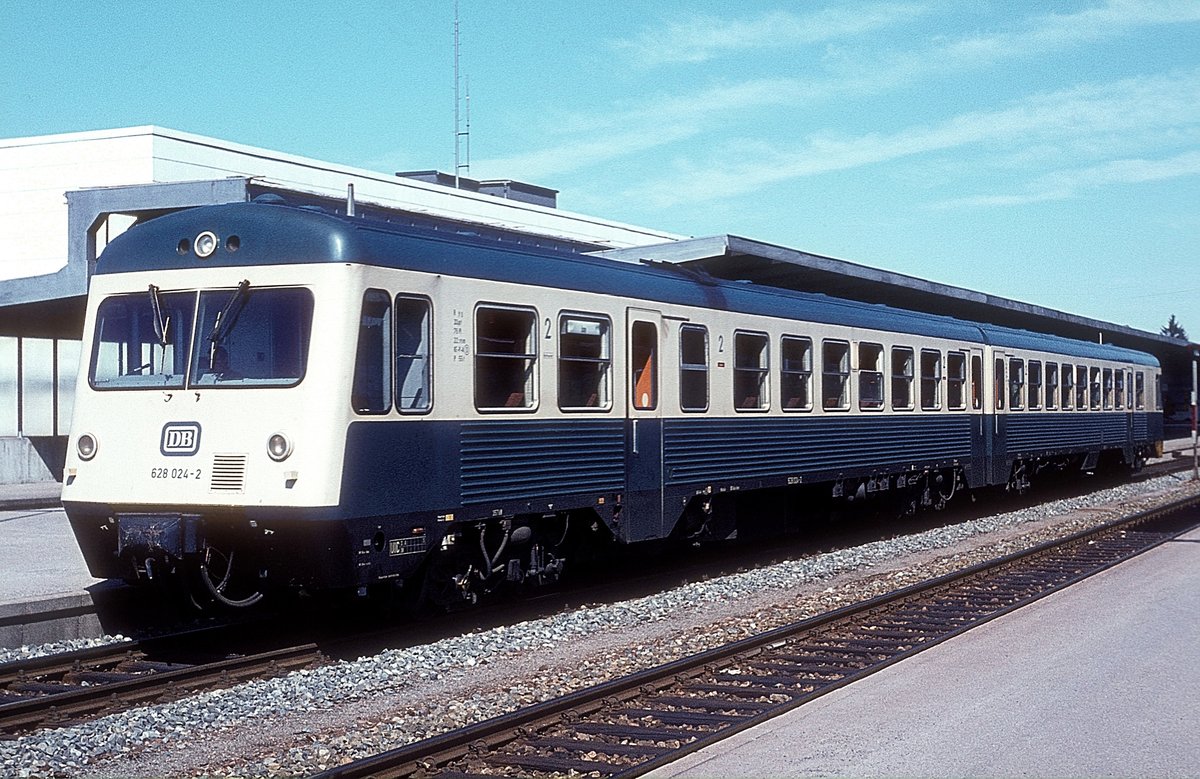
[0,131,156,281]
[0,127,682,287]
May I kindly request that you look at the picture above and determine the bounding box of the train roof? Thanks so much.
[96,200,1158,368]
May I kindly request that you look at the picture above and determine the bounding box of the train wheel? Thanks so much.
[191,543,264,609]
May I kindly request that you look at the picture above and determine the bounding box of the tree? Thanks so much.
[1161,314,1188,340]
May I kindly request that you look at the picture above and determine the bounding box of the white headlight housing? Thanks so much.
[194,231,219,258]
[267,433,293,461]
[77,433,98,461]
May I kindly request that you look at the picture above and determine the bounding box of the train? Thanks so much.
[60,197,1164,610]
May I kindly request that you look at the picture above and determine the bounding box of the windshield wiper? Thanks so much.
[148,284,171,346]
[209,279,251,346]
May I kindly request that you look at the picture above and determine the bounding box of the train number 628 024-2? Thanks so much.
[150,467,201,480]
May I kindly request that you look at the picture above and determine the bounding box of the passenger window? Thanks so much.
[822,340,850,410]
[1046,363,1058,410]
[679,325,708,412]
[994,358,1005,410]
[1102,368,1113,409]
[781,336,813,411]
[475,306,537,410]
[1135,372,1145,410]
[1115,370,1126,409]
[558,314,611,411]
[1009,358,1024,410]
[859,342,884,410]
[395,296,432,413]
[1076,365,1088,409]
[631,321,657,410]
[892,347,915,410]
[1090,367,1102,409]
[352,289,392,414]
[971,354,982,410]
[947,351,966,410]
[1028,361,1042,410]
[1061,363,1074,409]
[734,331,769,411]
[920,350,942,411]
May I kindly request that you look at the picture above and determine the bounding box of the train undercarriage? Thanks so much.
[93,442,1156,614]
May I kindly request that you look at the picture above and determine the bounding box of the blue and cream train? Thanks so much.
[60,199,1164,608]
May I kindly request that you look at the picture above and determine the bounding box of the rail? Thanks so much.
[315,494,1200,778]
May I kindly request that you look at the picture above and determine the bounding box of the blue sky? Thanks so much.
[2,1,1198,336]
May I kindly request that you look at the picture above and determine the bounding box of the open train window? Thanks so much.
[1076,365,1088,409]
[1115,370,1126,409]
[1061,363,1074,409]
[822,340,850,411]
[679,325,708,412]
[781,336,812,411]
[920,350,942,411]
[1102,368,1113,409]
[631,321,657,411]
[1028,360,1042,410]
[1090,367,1102,410]
[892,347,915,410]
[1136,372,1145,410]
[558,313,611,411]
[475,306,537,411]
[734,331,770,411]
[947,351,966,410]
[352,290,392,414]
[395,296,432,413]
[1008,358,1024,410]
[859,342,884,411]
[1046,363,1058,410]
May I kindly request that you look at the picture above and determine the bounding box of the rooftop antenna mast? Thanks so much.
[453,0,471,188]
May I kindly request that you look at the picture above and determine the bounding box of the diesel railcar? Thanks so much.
[60,199,1164,609]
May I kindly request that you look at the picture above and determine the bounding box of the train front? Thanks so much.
[61,203,360,609]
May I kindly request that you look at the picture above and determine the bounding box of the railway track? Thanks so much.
[0,638,322,736]
[315,494,1200,779]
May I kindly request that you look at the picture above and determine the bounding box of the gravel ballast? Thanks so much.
[2,473,1197,778]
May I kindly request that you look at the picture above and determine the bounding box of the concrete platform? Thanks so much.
[649,525,1200,779]
[0,501,108,647]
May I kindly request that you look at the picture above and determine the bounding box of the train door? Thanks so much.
[967,347,988,487]
[623,308,664,542]
[987,351,1009,485]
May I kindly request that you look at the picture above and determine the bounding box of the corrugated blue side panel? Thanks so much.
[460,419,625,504]
[1133,414,1147,440]
[663,415,973,486]
[1006,413,1131,455]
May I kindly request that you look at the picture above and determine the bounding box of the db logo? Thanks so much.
[160,422,202,456]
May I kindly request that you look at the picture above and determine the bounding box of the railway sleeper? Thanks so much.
[712,671,822,688]
[686,681,801,698]
[574,721,704,741]
[526,736,673,758]
[649,695,772,715]
[619,707,745,726]
[482,751,623,776]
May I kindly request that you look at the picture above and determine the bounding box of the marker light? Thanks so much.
[77,433,98,461]
[267,433,293,462]
[194,231,219,258]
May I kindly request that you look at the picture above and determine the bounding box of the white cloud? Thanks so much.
[937,149,1200,208]
[609,4,928,67]
[620,70,1200,208]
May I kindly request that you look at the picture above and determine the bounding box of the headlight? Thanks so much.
[77,433,98,461]
[267,433,293,461]
[194,231,219,258]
